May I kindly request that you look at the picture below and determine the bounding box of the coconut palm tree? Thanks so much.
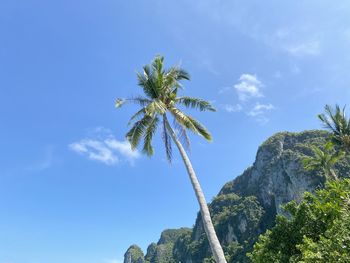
[303,142,344,181]
[318,104,350,152]
[115,56,227,263]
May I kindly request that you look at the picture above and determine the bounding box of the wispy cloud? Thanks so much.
[283,40,320,57]
[221,74,275,124]
[26,146,55,172]
[69,128,140,166]
[264,28,322,57]
[247,103,275,117]
[234,74,264,101]
[188,2,324,58]
[223,104,243,113]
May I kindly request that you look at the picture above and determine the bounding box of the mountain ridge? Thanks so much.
[123,130,350,263]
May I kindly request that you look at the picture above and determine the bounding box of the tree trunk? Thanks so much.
[164,117,227,263]
[329,169,338,181]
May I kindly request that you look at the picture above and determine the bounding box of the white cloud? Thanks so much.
[234,74,264,101]
[69,129,140,166]
[105,139,140,160]
[247,103,275,117]
[284,40,320,56]
[223,104,243,113]
[220,73,274,123]
[70,139,119,165]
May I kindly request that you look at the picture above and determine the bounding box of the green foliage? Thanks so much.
[125,130,350,263]
[172,194,264,263]
[145,243,176,263]
[298,210,350,262]
[145,229,192,263]
[116,55,215,160]
[318,104,350,152]
[249,179,350,263]
[158,228,191,245]
[125,245,145,263]
[303,141,345,180]
[173,230,193,262]
[175,96,216,112]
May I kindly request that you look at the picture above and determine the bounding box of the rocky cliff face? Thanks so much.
[123,130,350,263]
[124,245,145,263]
[144,228,191,263]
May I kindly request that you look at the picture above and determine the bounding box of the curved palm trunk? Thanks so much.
[164,117,227,263]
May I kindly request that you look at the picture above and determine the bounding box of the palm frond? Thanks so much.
[162,67,190,93]
[142,116,159,156]
[115,96,152,109]
[115,98,125,108]
[174,120,191,151]
[137,66,159,99]
[329,151,345,166]
[168,66,190,81]
[187,116,212,141]
[145,100,167,115]
[303,157,319,171]
[128,108,145,126]
[318,105,342,136]
[170,107,197,131]
[176,97,216,112]
[170,107,212,141]
[152,56,164,93]
[303,142,343,180]
[152,56,164,73]
[318,104,350,152]
[162,116,172,162]
[126,115,153,149]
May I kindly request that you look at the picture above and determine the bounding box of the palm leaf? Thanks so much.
[137,66,159,99]
[170,107,212,141]
[115,96,152,108]
[187,116,212,141]
[170,107,197,131]
[168,66,190,81]
[162,116,172,162]
[142,116,159,156]
[152,56,164,94]
[145,100,167,115]
[163,67,190,93]
[126,115,153,149]
[176,97,216,112]
[128,108,145,126]
[174,120,191,151]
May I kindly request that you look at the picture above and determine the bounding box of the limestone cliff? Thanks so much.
[124,245,145,263]
[124,130,350,263]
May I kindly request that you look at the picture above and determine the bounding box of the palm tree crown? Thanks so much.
[115,55,215,160]
[318,104,350,152]
[303,141,344,180]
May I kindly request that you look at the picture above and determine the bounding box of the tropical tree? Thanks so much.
[318,104,350,152]
[116,56,227,263]
[303,141,344,181]
[248,179,350,263]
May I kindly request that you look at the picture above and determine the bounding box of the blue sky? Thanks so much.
[1,1,350,262]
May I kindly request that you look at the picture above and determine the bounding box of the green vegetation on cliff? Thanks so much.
[249,179,350,263]
[124,245,145,263]
[144,228,191,263]
[124,130,350,263]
